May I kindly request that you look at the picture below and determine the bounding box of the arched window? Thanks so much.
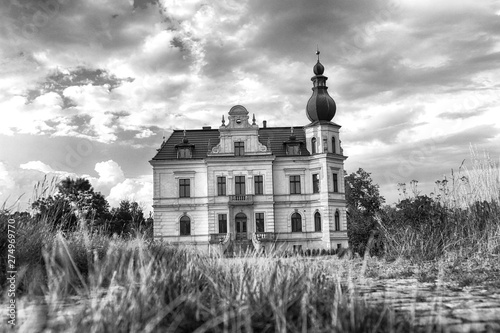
[314,212,321,231]
[334,211,340,231]
[332,137,336,154]
[311,137,316,154]
[291,212,302,232]
[180,215,191,235]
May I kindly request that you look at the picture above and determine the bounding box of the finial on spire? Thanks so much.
[312,47,325,75]
[252,113,256,125]
[222,115,225,125]
[182,129,189,144]
[289,126,296,141]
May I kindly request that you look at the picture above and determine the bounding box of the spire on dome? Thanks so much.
[313,47,325,75]
[306,49,336,122]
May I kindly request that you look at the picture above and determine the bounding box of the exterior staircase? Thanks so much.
[209,232,276,257]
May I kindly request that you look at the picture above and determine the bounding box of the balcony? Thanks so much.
[209,233,230,244]
[254,232,276,242]
[229,194,254,205]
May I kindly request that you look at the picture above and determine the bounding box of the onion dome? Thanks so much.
[306,50,336,122]
[313,61,324,75]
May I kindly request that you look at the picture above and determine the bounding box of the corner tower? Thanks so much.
[304,50,342,155]
[304,50,348,250]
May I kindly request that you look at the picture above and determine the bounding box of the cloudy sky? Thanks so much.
[1,0,499,213]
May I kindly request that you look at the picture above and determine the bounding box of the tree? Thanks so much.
[32,177,110,230]
[345,168,385,215]
[107,200,152,237]
[345,168,385,256]
[58,177,93,196]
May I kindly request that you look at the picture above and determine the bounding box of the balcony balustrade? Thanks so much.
[228,194,254,205]
[254,232,276,242]
[209,233,230,244]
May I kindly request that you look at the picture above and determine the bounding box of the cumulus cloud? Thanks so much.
[135,129,154,139]
[108,176,153,214]
[2,0,500,209]
[19,161,55,174]
[94,160,125,187]
[0,162,15,196]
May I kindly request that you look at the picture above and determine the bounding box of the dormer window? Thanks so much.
[175,131,194,159]
[177,148,192,159]
[287,145,300,155]
[284,127,303,156]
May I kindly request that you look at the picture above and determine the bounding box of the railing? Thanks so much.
[209,233,230,244]
[235,233,247,241]
[254,232,276,242]
[228,195,254,204]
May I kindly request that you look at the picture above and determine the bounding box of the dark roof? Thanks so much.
[152,126,310,160]
[152,129,220,160]
[258,127,310,157]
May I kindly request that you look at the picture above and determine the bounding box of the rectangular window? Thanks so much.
[179,179,190,198]
[234,142,245,156]
[255,213,264,232]
[290,175,301,194]
[217,176,226,196]
[254,175,263,195]
[333,173,338,192]
[177,148,192,159]
[218,214,227,233]
[286,144,300,155]
[235,176,246,195]
[312,174,320,193]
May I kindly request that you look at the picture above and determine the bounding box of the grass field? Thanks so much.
[1,150,499,332]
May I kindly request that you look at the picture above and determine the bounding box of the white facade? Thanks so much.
[150,104,348,253]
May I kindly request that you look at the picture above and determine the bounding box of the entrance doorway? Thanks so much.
[235,212,247,240]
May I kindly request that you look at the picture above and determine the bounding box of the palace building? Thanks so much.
[150,53,348,253]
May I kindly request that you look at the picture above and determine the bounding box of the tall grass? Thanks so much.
[441,147,500,207]
[1,173,412,331]
[3,151,499,331]
[1,227,413,332]
[379,148,500,261]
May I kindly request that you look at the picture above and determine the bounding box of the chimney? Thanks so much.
[263,120,267,128]
[202,126,211,130]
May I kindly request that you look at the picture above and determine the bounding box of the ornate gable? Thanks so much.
[209,105,270,156]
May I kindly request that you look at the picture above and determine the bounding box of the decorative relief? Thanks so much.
[211,144,221,153]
